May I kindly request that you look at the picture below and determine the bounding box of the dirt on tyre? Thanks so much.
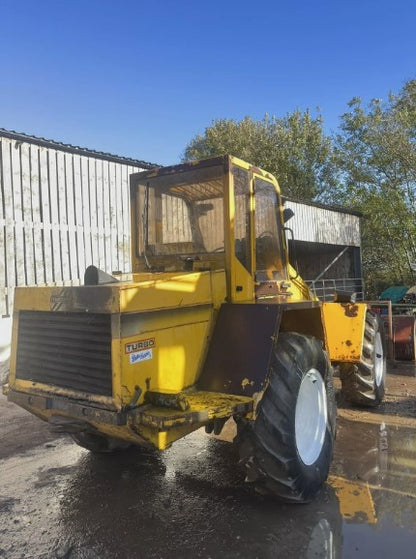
[235,332,336,503]
[71,431,132,453]
[340,310,386,407]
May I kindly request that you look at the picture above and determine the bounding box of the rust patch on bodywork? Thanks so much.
[341,303,359,318]
[241,378,255,390]
[144,391,190,411]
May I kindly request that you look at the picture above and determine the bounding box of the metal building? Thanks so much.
[284,197,363,300]
[0,128,155,318]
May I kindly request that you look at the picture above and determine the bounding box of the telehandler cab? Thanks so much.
[4,155,386,502]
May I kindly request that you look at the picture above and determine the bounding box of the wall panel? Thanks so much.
[0,134,146,316]
[285,199,361,247]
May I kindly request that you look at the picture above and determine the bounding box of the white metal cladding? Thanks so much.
[0,135,146,317]
[284,200,361,247]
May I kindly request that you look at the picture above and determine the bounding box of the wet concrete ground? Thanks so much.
[1,364,416,558]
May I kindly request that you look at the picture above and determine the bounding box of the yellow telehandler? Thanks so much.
[4,155,386,502]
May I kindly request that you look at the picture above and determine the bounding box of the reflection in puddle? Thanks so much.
[329,416,416,556]
[306,518,337,559]
[328,475,376,524]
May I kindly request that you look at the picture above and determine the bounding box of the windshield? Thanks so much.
[134,164,225,269]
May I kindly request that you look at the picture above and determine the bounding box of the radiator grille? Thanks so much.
[16,311,113,396]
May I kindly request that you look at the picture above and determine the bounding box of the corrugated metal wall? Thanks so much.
[285,199,361,246]
[0,134,146,317]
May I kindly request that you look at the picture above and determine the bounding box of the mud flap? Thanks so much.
[198,304,281,396]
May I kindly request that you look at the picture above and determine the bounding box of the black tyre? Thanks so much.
[235,332,336,503]
[340,310,386,407]
[71,431,131,453]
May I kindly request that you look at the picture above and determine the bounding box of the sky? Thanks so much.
[1,0,415,165]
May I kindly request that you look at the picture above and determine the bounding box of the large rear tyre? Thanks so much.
[71,431,131,453]
[235,332,336,503]
[340,310,386,407]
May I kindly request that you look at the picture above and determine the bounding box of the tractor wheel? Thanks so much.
[340,310,386,407]
[71,431,131,453]
[235,332,336,503]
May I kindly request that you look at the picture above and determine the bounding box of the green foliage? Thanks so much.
[182,79,416,297]
[182,111,338,201]
[335,80,416,296]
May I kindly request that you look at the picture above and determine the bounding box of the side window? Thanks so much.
[254,178,286,280]
[232,166,251,272]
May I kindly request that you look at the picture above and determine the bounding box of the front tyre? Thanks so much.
[236,332,336,503]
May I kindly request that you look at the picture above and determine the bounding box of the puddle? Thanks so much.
[329,416,416,557]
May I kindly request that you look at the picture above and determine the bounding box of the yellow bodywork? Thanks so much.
[5,155,369,451]
[9,266,245,449]
[322,302,367,362]
[10,270,226,406]
[15,270,221,314]
[6,386,252,451]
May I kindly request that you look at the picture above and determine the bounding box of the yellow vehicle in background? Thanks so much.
[4,155,386,502]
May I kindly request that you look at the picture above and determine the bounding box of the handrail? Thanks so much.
[305,278,364,302]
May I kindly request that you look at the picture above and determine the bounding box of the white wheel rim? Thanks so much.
[374,332,384,387]
[295,368,327,466]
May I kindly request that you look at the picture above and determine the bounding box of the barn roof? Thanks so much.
[0,127,158,169]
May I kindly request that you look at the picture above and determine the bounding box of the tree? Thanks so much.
[335,80,416,296]
[182,110,338,201]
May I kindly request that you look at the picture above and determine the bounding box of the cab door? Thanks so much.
[252,173,288,286]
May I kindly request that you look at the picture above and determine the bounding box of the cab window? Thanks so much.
[254,178,286,280]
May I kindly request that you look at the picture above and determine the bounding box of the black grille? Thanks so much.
[16,311,113,396]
